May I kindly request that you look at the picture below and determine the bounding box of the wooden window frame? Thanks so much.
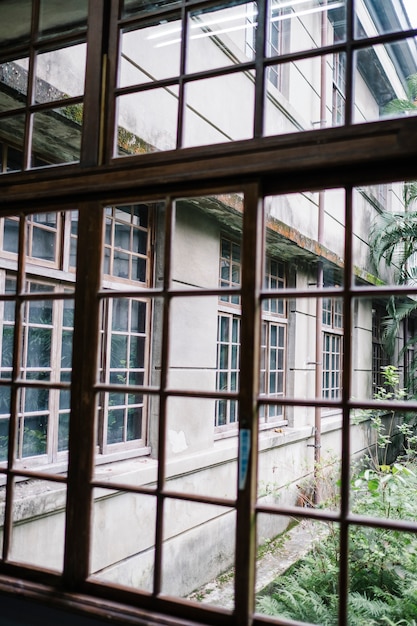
[0,2,417,626]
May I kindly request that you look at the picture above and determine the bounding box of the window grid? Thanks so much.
[103,205,149,283]
[259,320,285,421]
[217,236,286,428]
[0,277,74,464]
[99,296,148,451]
[262,257,285,316]
[372,306,390,391]
[0,0,88,172]
[215,312,240,427]
[322,332,342,399]
[2,161,417,626]
[0,2,417,626]
[219,236,241,305]
[332,52,346,125]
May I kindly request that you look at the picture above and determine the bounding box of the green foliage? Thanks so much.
[384,74,417,116]
[62,103,83,125]
[370,208,417,285]
[257,366,417,624]
[117,126,149,155]
[257,471,417,623]
[369,174,417,391]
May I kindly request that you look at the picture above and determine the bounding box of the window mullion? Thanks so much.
[80,0,106,167]
[63,203,103,587]
[234,183,262,625]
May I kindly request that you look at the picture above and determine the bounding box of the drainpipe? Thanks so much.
[313,0,328,504]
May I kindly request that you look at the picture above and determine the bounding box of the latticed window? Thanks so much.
[259,321,285,421]
[322,297,343,399]
[219,237,241,305]
[1,2,417,626]
[372,306,390,391]
[103,205,149,283]
[216,237,286,427]
[98,296,148,450]
[0,277,74,463]
[333,52,346,125]
[215,313,240,427]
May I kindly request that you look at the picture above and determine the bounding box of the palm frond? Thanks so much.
[384,99,417,114]
[381,299,417,356]
[370,211,417,281]
[349,591,391,619]
[406,73,417,102]
[403,181,417,210]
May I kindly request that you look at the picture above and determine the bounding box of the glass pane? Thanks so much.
[1,321,14,372]
[58,412,69,452]
[39,0,88,37]
[354,39,417,125]
[90,489,156,592]
[107,408,124,444]
[114,221,130,249]
[256,514,340,624]
[266,0,346,56]
[0,1,32,50]
[0,115,25,172]
[348,527,417,623]
[186,1,255,74]
[116,87,178,155]
[21,415,47,457]
[0,413,9,462]
[404,0,417,28]
[162,499,236,602]
[119,18,182,87]
[63,298,75,327]
[10,479,67,573]
[122,0,181,17]
[127,406,142,440]
[265,189,345,278]
[132,257,145,282]
[34,44,87,103]
[28,297,53,324]
[31,228,56,261]
[169,296,218,392]
[183,72,255,147]
[264,53,344,136]
[0,58,29,110]
[131,300,146,333]
[26,327,52,368]
[130,336,145,368]
[353,180,416,290]
[355,0,417,37]
[61,329,73,369]
[112,299,129,332]
[31,105,83,166]
[110,335,128,367]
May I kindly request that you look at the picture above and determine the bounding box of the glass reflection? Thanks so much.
[116,87,178,155]
[266,0,346,56]
[120,19,182,87]
[0,58,29,110]
[186,2,255,73]
[35,44,87,103]
[0,1,31,49]
[354,39,417,124]
[122,0,181,17]
[183,72,255,147]
[31,105,83,167]
[39,0,88,37]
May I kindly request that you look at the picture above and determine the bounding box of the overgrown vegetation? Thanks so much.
[257,367,417,625]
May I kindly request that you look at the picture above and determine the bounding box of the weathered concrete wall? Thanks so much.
[1,417,385,598]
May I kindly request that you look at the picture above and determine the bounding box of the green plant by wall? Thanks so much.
[257,366,417,624]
